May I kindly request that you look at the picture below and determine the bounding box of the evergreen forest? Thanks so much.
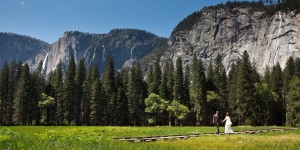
[0,51,300,127]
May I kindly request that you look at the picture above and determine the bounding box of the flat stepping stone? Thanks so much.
[157,136,174,140]
[188,134,200,137]
[115,128,298,142]
[141,138,158,142]
[174,135,189,139]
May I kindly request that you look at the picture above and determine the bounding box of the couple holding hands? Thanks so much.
[213,111,233,134]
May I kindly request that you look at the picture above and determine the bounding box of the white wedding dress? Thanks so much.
[224,116,233,133]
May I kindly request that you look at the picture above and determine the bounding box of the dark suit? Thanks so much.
[213,114,221,134]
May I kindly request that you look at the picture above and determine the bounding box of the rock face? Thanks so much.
[0,32,49,68]
[27,29,166,74]
[162,6,300,73]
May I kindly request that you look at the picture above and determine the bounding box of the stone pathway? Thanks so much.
[114,128,298,142]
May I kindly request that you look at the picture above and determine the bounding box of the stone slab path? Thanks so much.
[114,128,298,142]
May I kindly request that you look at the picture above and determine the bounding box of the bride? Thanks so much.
[222,112,233,134]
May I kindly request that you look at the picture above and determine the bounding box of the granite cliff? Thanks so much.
[160,4,300,73]
[27,29,166,74]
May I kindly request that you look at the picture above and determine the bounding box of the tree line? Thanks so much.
[0,51,299,126]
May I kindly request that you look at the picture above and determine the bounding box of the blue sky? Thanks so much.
[0,0,228,43]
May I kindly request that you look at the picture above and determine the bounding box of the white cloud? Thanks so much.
[20,2,26,6]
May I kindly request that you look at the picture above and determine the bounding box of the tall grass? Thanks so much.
[0,126,299,150]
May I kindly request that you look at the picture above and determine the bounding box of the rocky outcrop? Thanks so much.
[0,32,49,68]
[27,29,166,74]
[161,6,300,73]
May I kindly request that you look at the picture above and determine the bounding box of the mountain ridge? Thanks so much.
[0,32,50,68]
[26,29,167,74]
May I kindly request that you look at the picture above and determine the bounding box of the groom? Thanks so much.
[213,111,221,134]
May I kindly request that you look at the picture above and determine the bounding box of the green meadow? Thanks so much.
[0,126,299,150]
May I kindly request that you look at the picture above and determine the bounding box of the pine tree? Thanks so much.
[90,78,102,125]
[0,62,9,125]
[286,76,300,127]
[13,64,32,125]
[90,65,100,81]
[183,64,191,107]
[165,62,174,101]
[282,56,295,125]
[53,62,64,125]
[81,79,91,125]
[102,57,116,125]
[190,55,207,125]
[43,81,56,124]
[0,68,2,124]
[271,62,284,125]
[227,61,239,114]
[74,58,86,125]
[206,61,215,91]
[173,57,184,104]
[183,64,191,125]
[115,70,129,125]
[213,54,228,113]
[236,51,256,125]
[159,64,168,100]
[261,66,278,125]
[7,60,22,125]
[294,58,300,77]
[283,57,295,86]
[127,63,146,126]
[263,66,271,85]
[32,61,45,125]
[147,60,161,95]
[146,66,154,94]
[63,55,76,125]
[80,66,95,125]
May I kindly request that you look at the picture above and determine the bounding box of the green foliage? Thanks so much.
[276,0,300,11]
[213,54,228,113]
[227,62,239,113]
[190,55,207,125]
[144,93,169,125]
[74,58,86,125]
[172,11,202,34]
[147,60,161,95]
[159,64,168,100]
[206,91,221,124]
[167,100,190,126]
[254,83,279,125]
[53,62,64,125]
[127,63,147,126]
[103,57,117,125]
[0,62,9,125]
[90,79,102,125]
[38,93,55,125]
[236,51,256,125]
[271,62,285,125]
[13,64,33,125]
[286,77,300,127]
[2,48,300,126]
[38,93,55,108]
[165,62,174,101]
[145,93,169,114]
